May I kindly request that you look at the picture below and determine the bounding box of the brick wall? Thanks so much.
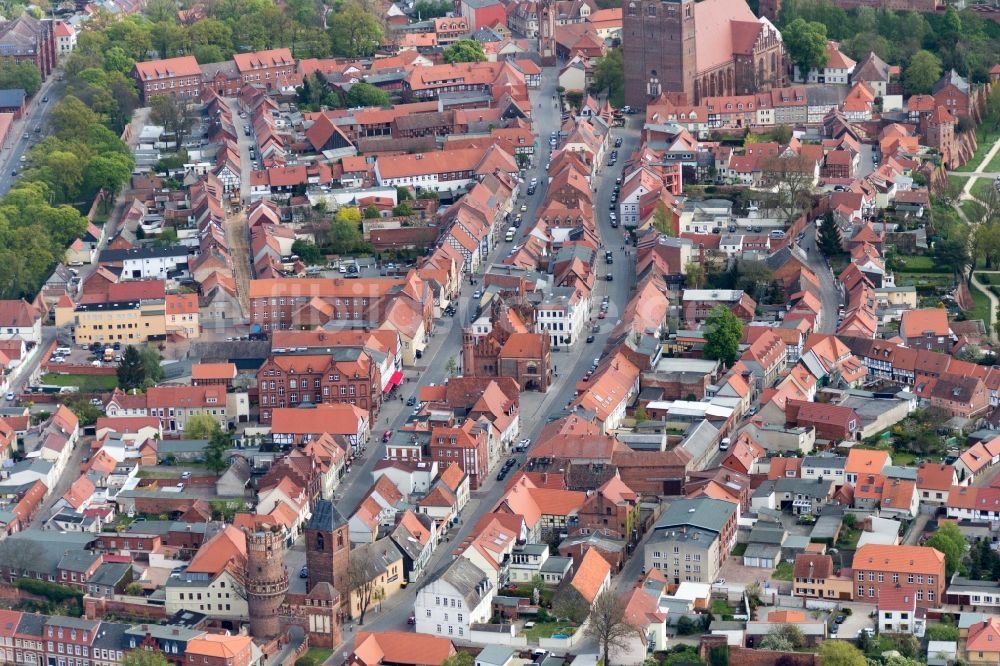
[84,595,167,621]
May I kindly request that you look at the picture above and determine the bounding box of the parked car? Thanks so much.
[180,472,191,480]
[4,392,14,401]
[299,566,308,579]
[406,396,417,406]
[586,335,595,343]
[515,438,530,452]
[382,429,393,442]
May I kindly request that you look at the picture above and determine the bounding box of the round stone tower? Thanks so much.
[244,526,289,639]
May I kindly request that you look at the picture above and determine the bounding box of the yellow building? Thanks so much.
[792,553,854,601]
[875,286,918,309]
[73,300,167,344]
[165,293,201,338]
[348,537,405,619]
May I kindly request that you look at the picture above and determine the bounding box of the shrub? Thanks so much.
[14,578,83,604]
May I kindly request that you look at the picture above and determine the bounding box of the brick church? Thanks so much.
[462,300,554,392]
[622,0,785,107]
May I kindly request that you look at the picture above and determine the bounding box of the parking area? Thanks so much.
[718,557,774,589]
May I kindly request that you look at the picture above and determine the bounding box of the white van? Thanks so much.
[505,227,516,241]
[769,229,786,239]
[720,437,731,451]
[55,347,71,356]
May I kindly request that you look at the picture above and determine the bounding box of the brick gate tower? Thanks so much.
[244,526,289,639]
[305,499,351,602]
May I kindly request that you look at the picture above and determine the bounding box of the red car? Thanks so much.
[598,311,606,319]
[382,430,393,442]
[583,371,593,381]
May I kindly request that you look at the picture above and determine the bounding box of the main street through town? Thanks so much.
[296,67,643,648]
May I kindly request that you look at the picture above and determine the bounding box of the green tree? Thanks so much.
[292,239,324,264]
[184,413,222,439]
[116,345,146,391]
[121,651,171,666]
[204,428,231,475]
[441,654,474,666]
[760,624,805,650]
[933,234,970,280]
[939,6,962,45]
[925,521,967,577]
[652,202,675,236]
[443,39,487,64]
[818,641,866,666]
[414,0,453,18]
[363,205,381,219]
[329,207,365,254]
[784,18,828,74]
[328,3,383,57]
[149,95,193,150]
[138,346,165,385]
[445,356,458,376]
[552,586,590,623]
[84,153,135,209]
[634,404,649,422]
[49,96,100,141]
[758,632,793,651]
[345,82,390,108]
[905,50,943,95]
[818,210,842,256]
[584,589,639,666]
[0,61,42,96]
[685,261,705,289]
[734,260,774,302]
[396,186,412,201]
[704,305,743,367]
[393,202,414,217]
[35,150,85,203]
[65,398,103,427]
[591,47,624,108]
[102,46,133,74]
[194,45,226,64]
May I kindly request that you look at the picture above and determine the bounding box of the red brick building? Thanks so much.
[132,56,202,102]
[851,543,945,605]
[0,15,56,79]
[428,418,490,489]
[233,48,296,90]
[786,399,860,441]
[256,350,382,423]
[576,476,641,541]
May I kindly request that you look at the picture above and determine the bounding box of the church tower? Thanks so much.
[305,499,351,601]
[622,0,698,108]
[244,527,289,639]
[462,328,478,379]
[538,0,557,65]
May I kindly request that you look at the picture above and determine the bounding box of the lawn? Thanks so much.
[836,527,862,549]
[893,273,955,289]
[962,199,982,221]
[986,149,1000,174]
[772,561,794,581]
[522,621,576,641]
[954,127,1000,172]
[970,177,996,202]
[731,543,748,557]
[710,598,738,619]
[40,373,118,393]
[890,451,917,465]
[948,174,968,191]
[968,283,992,323]
[895,255,945,273]
[303,648,333,665]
